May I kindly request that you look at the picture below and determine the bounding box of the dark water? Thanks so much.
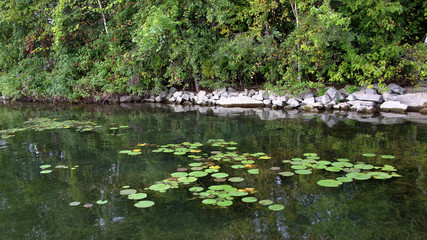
[0,103,426,240]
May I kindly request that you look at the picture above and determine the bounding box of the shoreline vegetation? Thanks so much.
[0,0,426,106]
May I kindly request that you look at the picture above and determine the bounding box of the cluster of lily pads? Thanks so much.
[118,139,402,211]
[39,164,78,174]
[119,139,285,210]
[0,117,101,139]
[281,153,401,187]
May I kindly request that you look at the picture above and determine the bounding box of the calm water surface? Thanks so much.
[0,103,426,240]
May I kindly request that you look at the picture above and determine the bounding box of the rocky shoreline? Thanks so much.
[1,83,426,115]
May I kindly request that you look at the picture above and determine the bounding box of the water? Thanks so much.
[0,103,426,239]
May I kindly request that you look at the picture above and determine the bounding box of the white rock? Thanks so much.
[325,87,343,102]
[387,83,405,95]
[197,90,207,97]
[216,96,264,108]
[303,97,315,105]
[286,98,300,108]
[380,101,408,113]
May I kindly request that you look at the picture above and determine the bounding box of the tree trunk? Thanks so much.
[97,0,109,34]
[291,1,301,83]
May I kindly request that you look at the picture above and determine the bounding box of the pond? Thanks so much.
[0,103,426,239]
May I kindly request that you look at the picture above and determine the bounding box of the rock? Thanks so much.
[391,92,427,111]
[333,102,350,111]
[303,104,319,112]
[387,83,405,95]
[155,91,168,103]
[182,101,192,106]
[313,102,325,110]
[348,100,376,107]
[351,90,383,103]
[380,101,408,113]
[214,87,227,96]
[248,89,256,97]
[382,92,398,101]
[220,92,229,99]
[272,96,288,107]
[286,98,300,108]
[364,88,378,95]
[212,95,220,100]
[108,95,119,104]
[338,88,350,97]
[182,93,190,102]
[132,95,141,102]
[263,99,272,106]
[419,108,427,115]
[175,97,183,104]
[216,96,264,108]
[302,92,314,100]
[325,87,343,102]
[168,97,176,103]
[316,94,331,105]
[325,102,334,110]
[173,91,183,98]
[169,87,177,95]
[259,90,270,100]
[252,94,264,101]
[303,97,315,105]
[197,90,207,97]
[119,95,133,103]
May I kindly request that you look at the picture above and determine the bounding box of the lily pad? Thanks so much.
[128,193,148,200]
[268,204,285,211]
[336,177,353,183]
[217,200,233,207]
[120,189,137,195]
[229,191,249,197]
[354,164,374,170]
[84,203,93,208]
[259,200,273,206]
[247,169,259,175]
[189,171,208,178]
[189,162,203,167]
[69,201,81,206]
[128,152,142,156]
[241,197,257,203]
[134,200,155,208]
[211,173,229,178]
[381,165,397,172]
[325,167,343,172]
[177,177,197,183]
[171,172,188,178]
[40,165,51,169]
[294,169,312,175]
[96,200,108,205]
[189,187,204,192]
[202,199,217,205]
[231,164,245,169]
[228,177,244,183]
[278,171,294,177]
[381,155,395,159]
[317,179,343,187]
[362,153,376,157]
[40,169,53,174]
[291,165,307,170]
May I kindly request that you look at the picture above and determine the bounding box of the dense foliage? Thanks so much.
[0,0,426,101]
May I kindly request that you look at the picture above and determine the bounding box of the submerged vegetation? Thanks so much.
[0,0,426,101]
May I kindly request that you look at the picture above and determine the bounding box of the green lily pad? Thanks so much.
[122,185,130,189]
[149,184,171,192]
[189,171,208,178]
[336,177,353,183]
[241,197,257,203]
[311,164,327,169]
[128,152,142,156]
[211,173,229,178]
[231,164,245,169]
[69,201,80,206]
[304,153,317,157]
[40,165,51,169]
[120,189,137,195]
[217,200,233,207]
[381,165,397,172]
[294,169,312,175]
[259,200,274,206]
[332,162,353,168]
[354,164,374,170]
[241,160,255,164]
[226,147,237,150]
[278,171,294,177]
[177,177,197,183]
[291,165,307,170]
[259,156,271,160]
[189,187,204,192]
[189,162,203,167]
[171,172,188,178]
[317,161,331,165]
[229,191,249,197]
[128,193,148,200]
[119,150,132,154]
[317,179,343,187]
[337,158,350,162]
[134,200,155,208]
[173,152,187,155]
[282,160,291,163]
[369,172,393,179]
[381,155,395,159]
[268,204,284,211]
[202,199,217,205]
[96,200,108,205]
[362,153,376,157]
[346,172,371,180]
[228,177,244,183]
[325,167,343,172]
[247,169,259,175]
[40,169,53,174]
[205,169,219,173]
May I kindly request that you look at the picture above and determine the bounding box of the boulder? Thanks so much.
[380,101,408,113]
[214,87,227,96]
[419,108,427,115]
[387,83,405,95]
[286,98,300,108]
[263,99,272,106]
[173,91,183,98]
[325,87,343,102]
[333,102,350,111]
[272,96,288,108]
[338,88,350,98]
[348,100,376,107]
[119,95,133,103]
[351,90,383,103]
[391,92,427,111]
[302,92,314,100]
[316,94,331,105]
[303,97,315,105]
[216,96,264,108]
[197,90,207,98]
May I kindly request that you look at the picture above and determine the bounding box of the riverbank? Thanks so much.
[1,83,427,116]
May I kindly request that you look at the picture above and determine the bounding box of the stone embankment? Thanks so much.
[116,83,426,114]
